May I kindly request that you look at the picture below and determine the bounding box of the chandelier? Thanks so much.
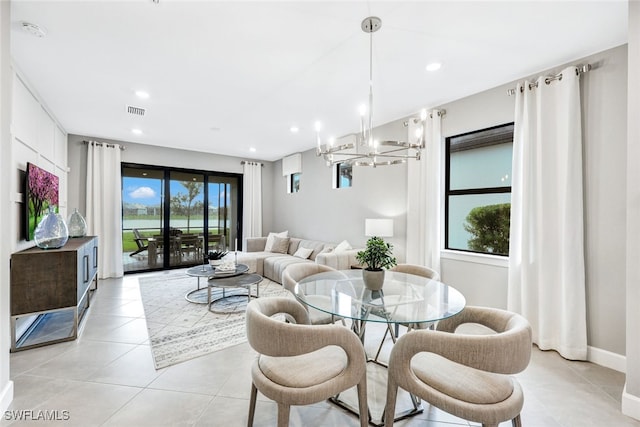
[315,16,427,167]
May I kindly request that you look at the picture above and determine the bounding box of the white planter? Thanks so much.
[362,269,385,291]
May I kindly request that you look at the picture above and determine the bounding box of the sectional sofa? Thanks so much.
[235,235,361,284]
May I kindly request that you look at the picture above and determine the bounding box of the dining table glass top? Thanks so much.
[294,269,466,324]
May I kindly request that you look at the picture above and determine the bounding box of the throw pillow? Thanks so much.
[318,246,335,256]
[270,236,290,254]
[293,247,314,259]
[334,240,352,253]
[264,230,288,252]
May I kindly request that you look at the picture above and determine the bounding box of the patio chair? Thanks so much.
[130,228,149,257]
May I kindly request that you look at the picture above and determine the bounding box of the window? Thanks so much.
[287,173,300,193]
[334,163,352,189]
[445,123,513,255]
[122,164,241,273]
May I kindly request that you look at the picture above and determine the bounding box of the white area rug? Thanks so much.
[139,270,289,369]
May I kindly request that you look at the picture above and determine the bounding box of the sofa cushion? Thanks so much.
[263,255,313,284]
[287,238,302,255]
[293,247,313,259]
[234,251,278,275]
[270,236,290,254]
[265,231,288,252]
[334,240,352,253]
[298,240,328,261]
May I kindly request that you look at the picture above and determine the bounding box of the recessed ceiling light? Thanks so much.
[132,129,143,135]
[426,62,441,72]
[135,90,150,99]
[21,22,47,38]
[249,147,257,153]
[290,126,299,133]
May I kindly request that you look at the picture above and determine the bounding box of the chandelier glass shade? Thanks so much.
[316,16,427,167]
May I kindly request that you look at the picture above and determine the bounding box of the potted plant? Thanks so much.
[208,250,228,266]
[355,236,397,290]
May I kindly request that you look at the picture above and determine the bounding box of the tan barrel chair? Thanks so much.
[389,263,440,333]
[384,306,532,427]
[391,263,440,281]
[246,297,368,427]
[373,264,441,360]
[282,263,345,325]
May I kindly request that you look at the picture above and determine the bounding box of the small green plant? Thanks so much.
[208,250,228,260]
[464,203,511,255]
[356,237,397,271]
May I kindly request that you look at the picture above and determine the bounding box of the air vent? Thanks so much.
[126,105,146,116]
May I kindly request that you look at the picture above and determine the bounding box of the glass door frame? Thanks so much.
[122,162,243,273]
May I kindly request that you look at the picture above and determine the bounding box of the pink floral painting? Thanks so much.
[26,162,59,240]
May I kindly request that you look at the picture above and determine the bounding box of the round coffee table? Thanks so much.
[185,264,249,304]
[207,273,262,313]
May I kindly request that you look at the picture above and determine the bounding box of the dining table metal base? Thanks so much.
[328,369,424,427]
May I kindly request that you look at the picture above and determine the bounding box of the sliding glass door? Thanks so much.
[168,171,205,267]
[122,164,242,273]
[208,177,240,253]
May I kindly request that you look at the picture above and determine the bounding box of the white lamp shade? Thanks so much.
[365,218,393,237]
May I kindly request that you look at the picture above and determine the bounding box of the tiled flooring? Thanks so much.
[4,271,640,426]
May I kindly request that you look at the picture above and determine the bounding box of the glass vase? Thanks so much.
[34,207,69,249]
[67,208,87,238]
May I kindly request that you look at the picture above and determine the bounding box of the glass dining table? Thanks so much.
[293,269,466,426]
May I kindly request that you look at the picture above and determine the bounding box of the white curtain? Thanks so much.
[242,162,262,242]
[406,110,442,272]
[86,142,123,279]
[508,66,587,360]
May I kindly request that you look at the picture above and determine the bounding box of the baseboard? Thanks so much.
[587,345,626,373]
[622,385,640,421]
[0,380,14,413]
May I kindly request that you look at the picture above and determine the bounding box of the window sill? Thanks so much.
[440,249,508,268]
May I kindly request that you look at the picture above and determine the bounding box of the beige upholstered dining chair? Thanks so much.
[245,297,368,427]
[373,263,442,359]
[391,263,440,281]
[384,306,532,427]
[389,263,440,334]
[282,263,345,325]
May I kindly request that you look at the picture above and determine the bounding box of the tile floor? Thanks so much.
[3,270,640,427]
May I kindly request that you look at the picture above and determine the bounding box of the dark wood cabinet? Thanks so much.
[10,236,99,351]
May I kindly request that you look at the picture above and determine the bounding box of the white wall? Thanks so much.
[2,13,69,412]
[11,72,68,253]
[623,0,640,419]
[0,0,13,414]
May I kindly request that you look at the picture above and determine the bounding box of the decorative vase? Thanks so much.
[67,208,87,238]
[209,259,223,267]
[34,207,69,249]
[362,268,385,291]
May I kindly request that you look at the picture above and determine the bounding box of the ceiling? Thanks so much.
[10,1,628,162]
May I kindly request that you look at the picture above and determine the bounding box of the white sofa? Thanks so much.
[234,236,360,284]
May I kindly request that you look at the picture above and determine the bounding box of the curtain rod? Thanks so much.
[83,140,125,150]
[403,109,447,127]
[241,161,263,167]
[507,63,591,96]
